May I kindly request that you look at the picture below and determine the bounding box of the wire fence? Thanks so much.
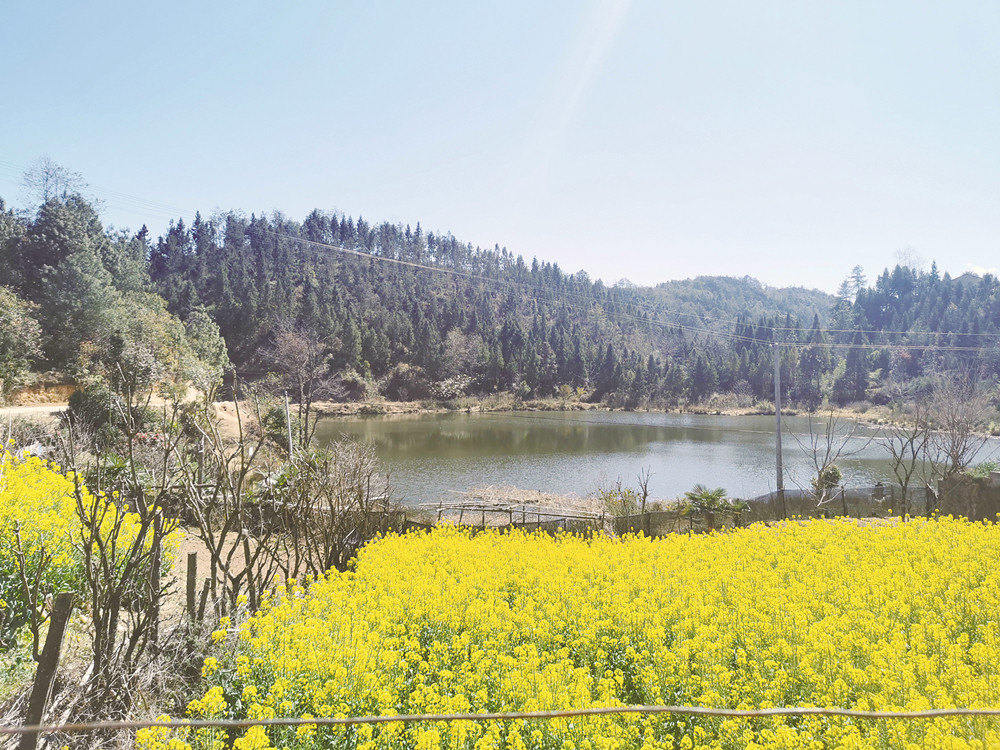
[415,481,956,537]
[745,484,935,521]
[417,485,937,539]
[5,704,1000,738]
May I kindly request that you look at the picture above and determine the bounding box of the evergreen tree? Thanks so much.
[834,329,870,404]
[689,354,718,402]
[795,314,830,410]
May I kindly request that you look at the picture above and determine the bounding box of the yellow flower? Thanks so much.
[0,451,178,651]
[232,726,272,750]
[173,521,1000,749]
[201,657,219,678]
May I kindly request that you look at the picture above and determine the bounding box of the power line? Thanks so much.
[776,325,1000,341]
[263,230,1000,355]
[2,160,735,335]
[3,162,723,334]
[265,228,758,329]
[0,159,197,221]
[789,339,996,353]
[4,161,998,355]
[269,229,993,352]
[273,226,745,337]
[262,230,764,346]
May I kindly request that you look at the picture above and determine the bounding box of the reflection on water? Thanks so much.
[313,411,999,507]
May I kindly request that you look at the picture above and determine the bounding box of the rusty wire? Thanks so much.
[4,704,1000,737]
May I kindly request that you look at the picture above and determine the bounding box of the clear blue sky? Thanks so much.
[1,0,997,292]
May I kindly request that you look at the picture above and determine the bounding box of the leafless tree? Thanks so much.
[259,322,333,449]
[63,395,184,718]
[793,411,877,505]
[176,395,399,616]
[72,475,179,717]
[882,397,933,516]
[928,372,993,479]
[177,390,280,615]
[636,466,653,514]
[268,440,396,578]
[21,155,87,203]
[9,526,52,661]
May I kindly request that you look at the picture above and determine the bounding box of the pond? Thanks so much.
[313,411,1000,507]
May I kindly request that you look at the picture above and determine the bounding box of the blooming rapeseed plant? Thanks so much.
[0,451,174,647]
[0,452,88,642]
[151,521,1000,749]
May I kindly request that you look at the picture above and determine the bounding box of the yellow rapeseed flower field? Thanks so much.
[0,450,171,645]
[151,520,1000,749]
[0,452,87,635]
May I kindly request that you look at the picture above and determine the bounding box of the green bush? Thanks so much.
[813,465,842,493]
[67,383,157,446]
[382,363,432,401]
[965,460,1000,479]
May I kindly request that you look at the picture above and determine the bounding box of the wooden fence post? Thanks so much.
[186,552,198,622]
[19,593,74,750]
[197,578,211,622]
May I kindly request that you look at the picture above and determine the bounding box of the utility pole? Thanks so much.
[773,341,786,519]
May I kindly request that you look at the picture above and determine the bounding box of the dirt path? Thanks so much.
[0,403,68,421]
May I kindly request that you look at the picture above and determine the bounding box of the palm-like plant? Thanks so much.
[683,484,729,512]
[681,485,748,530]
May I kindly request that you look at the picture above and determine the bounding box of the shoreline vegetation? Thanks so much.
[302,395,886,421]
[2,387,899,427]
[232,393,907,431]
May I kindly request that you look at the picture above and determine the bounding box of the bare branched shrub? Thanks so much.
[34,365,193,722]
[10,369,399,732]
[597,477,641,516]
[10,526,53,661]
[636,467,653,514]
[793,411,877,505]
[731,379,754,408]
[268,439,396,578]
[63,388,185,718]
[259,322,334,449]
[928,372,993,479]
[882,395,933,516]
[72,479,179,717]
[176,393,280,616]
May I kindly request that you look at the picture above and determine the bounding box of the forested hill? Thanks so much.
[647,276,833,332]
[1,192,998,410]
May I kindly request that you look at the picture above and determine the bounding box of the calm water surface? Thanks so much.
[313,411,1000,506]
